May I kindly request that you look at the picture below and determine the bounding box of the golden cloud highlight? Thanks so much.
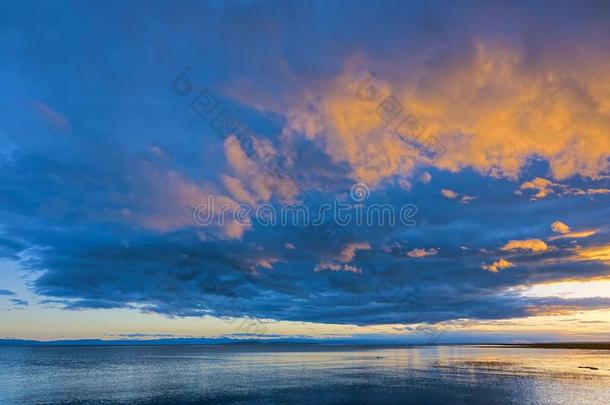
[482,258,515,273]
[406,248,439,258]
[501,239,549,252]
[551,221,571,234]
[281,40,610,184]
[578,245,610,263]
[548,229,598,241]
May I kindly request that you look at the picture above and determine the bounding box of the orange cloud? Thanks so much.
[482,258,515,273]
[406,248,438,258]
[278,40,610,185]
[281,72,425,185]
[578,245,610,262]
[501,239,549,252]
[551,221,571,234]
[441,189,458,199]
[441,188,476,204]
[339,242,371,262]
[403,40,610,180]
[518,178,610,200]
[548,229,598,241]
[519,178,557,199]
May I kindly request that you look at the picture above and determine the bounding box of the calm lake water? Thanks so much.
[0,345,609,404]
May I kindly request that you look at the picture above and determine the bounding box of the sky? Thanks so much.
[0,0,609,343]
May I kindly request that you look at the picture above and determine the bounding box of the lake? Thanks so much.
[0,345,608,404]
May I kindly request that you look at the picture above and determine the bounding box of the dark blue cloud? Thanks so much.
[0,289,15,296]
[9,298,28,307]
[7,177,608,325]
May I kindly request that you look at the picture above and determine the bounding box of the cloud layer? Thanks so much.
[0,0,609,329]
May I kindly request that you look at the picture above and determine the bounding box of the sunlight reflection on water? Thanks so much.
[0,345,609,404]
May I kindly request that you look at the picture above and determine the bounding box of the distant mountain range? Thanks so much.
[1,338,608,349]
[0,337,318,346]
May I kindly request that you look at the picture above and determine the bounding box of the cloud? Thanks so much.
[406,40,610,181]
[33,101,70,133]
[10,298,29,307]
[501,239,549,253]
[220,175,258,206]
[551,221,571,234]
[224,135,273,202]
[277,38,610,185]
[339,242,371,262]
[420,172,432,184]
[482,259,515,273]
[587,188,610,195]
[1,0,610,330]
[314,242,371,274]
[314,262,362,274]
[519,178,556,200]
[519,178,610,200]
[441,188,476,204]
[460,195,477,204]
[406,248,438,258]
[117,333,194,338]
[578,245,610,262]
[549,229,598,241]
[279,70,427,185]
[121,167,248,239]
[548,221,598,241]
[441,189,458,199]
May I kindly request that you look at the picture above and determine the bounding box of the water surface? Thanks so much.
[1,345,609,404]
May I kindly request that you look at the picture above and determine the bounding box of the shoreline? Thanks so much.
[483,343,610,350]
[1,339,609,350]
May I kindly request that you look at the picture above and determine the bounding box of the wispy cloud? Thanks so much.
[406,248,438,258]
[33,101,70,133]
[501,239,549,253]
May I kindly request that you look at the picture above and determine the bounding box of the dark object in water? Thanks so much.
[376,356,384,359]
[578,366,599,370]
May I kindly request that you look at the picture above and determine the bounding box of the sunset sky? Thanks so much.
[1,0,609,342]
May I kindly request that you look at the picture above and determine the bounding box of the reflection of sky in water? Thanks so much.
[1,346,608,404]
